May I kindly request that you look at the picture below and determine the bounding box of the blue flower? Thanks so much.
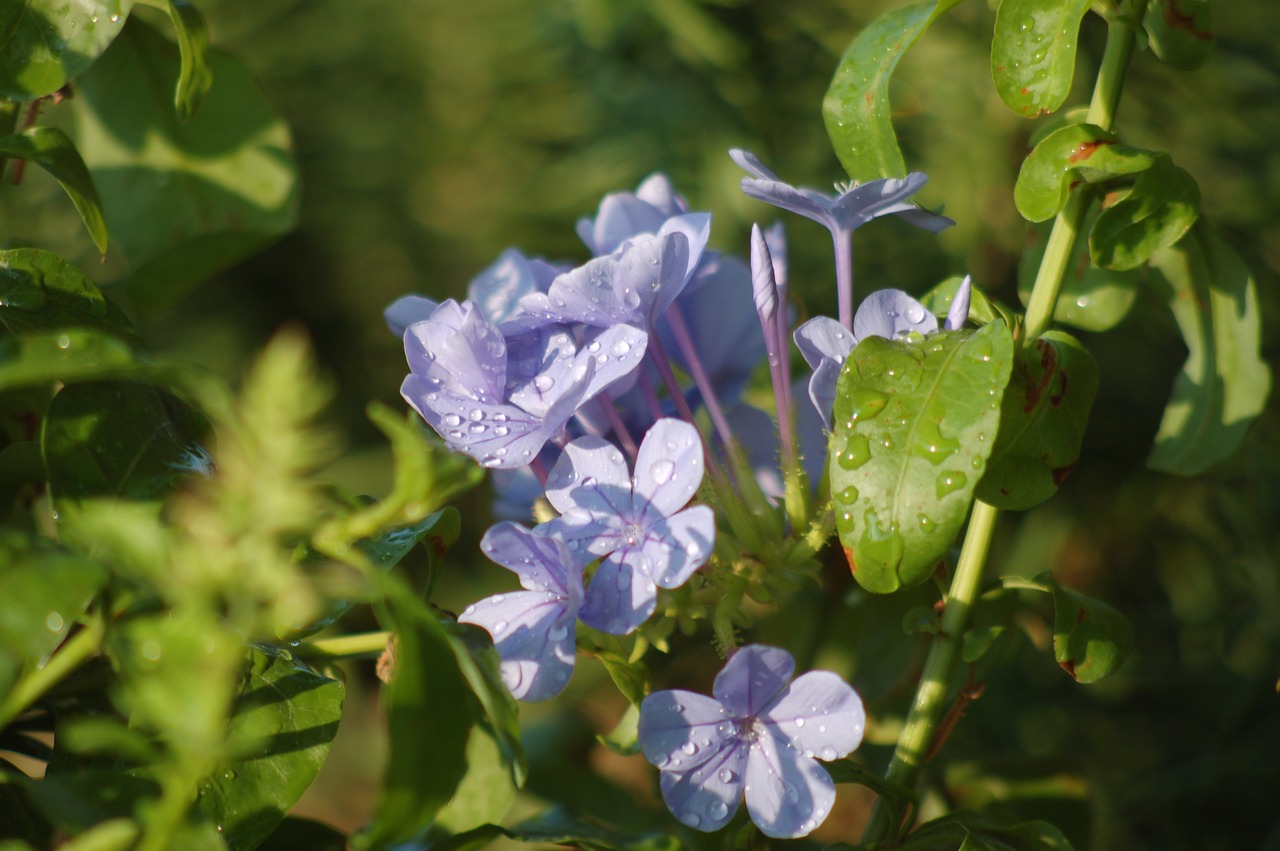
[537,418,714,635]
[637,645,865,838]
[400,299,646,468]
[459,522,585,702]
[793,278,973,429]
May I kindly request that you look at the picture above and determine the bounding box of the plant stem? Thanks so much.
[859,4,1148,842]
[297,630,393,661]
[0,615,103,732]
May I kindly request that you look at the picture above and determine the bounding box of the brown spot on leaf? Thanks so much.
[1020,87,1029,95]
[1068,140,1112,163]
[1052,461,1078,487]
[1076,606,1087,624]
[1059,658,1079,680]
[843,546,857,575]
[1050,371,1069,407]
[1164,0,1213,40]
[1023,338,1058,413]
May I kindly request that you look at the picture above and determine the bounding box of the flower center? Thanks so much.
[622,521,646,546]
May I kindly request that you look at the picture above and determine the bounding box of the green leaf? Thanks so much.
[0,249,137,340]
[990,0,1090,118]
[825,759,918,833]
[444,623,527,789]
[1144,0,1213,69]
[1014,125,1157,222]
[166,0,213,119]
[1018,215,1140,332]
[598,652,649,706]
[197,645,344,851]
[0,0,134,100]
[355,577,474,850]
[42,381,208,504]
[0,330,140,393]
[976,332,1098,510]
[433,727,515,835]
[597,703,640,757]
[426,808,681,851]
[71,18,298,307]
[1048,578,1133,683]
[1090,157,1200,270]
[0,128,108,252]
[823,0,963,181]
[257,817,347,851]
[895,810,1074,850]
[830,323,1015,593]
[920,275,1000,328]
[1146,225,1271,474]
[0,536,106,668]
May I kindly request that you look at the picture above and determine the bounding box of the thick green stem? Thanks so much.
[296,630,393,662]
[859,4,1147,843]
[0,615,103,732]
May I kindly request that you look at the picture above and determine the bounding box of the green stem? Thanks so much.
[295,630,393,662]
[0,615,104,732]
[859,4,1148,842]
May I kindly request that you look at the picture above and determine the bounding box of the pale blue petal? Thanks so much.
[853,289,937,342]
[401,374,550,469]
[712,645,795,718]
[759,670,865,760]
[638,690,738,773]
[542,436,632,518]
[646,506,715,590]
[467,248,543,325]
[656,212,711,285]
[728,148,782,182]
[458,590,577,702]
[578,550,658,635]
[659,741,748,832]
[743,731,836,838]
[793,316,856,430]
[403,299,508,403]
[584,193,667,256]
[633,418,704,520]
[634,172,687,216]
[944,275,972,331]
[479,522,584,598]
[578,323,648,400]
[384,295,438,338]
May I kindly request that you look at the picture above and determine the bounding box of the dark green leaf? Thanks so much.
[1090,157,1200,270]
[257,818,347,851]
[597,703,640,757]
[991,0,1090,118]
[830,323,1014,593]
[0,249,137,340]
[976,332,1097,510]
[355,577,474,850]
[1018,214,1140,332]
[197,645,344,851]
[0,780,51,848]
[71,18,297,307]
[43,381,208,504]
[895,810,1074,850]
[962,587,1019,664]
[0,330,139,393]
[902,605,943,636]
[826,759,917,832]
[1014,125,1156,222]
[0,128,107,252]
[426,808,680,851]
[1048,579,1133,683]
[433,727,515,834]
[823,0,963,181]
[444,622,527,789]
[0,0,134,100]
[166,0,213,119]
[1144,0,1213,69]
[1146,224,1271,474]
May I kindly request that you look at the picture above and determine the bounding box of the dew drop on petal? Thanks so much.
[820,746,837,760]
[547,623,569,641]
[708,801,729,821]
[649,459,675,485]
[681,742,698,756]
[581,476,597,488]
[492,620,509,635]
[534,375,555,392]
[443,413,462,427]
[794,716,805,727]
[468,409,484,421]
[681,812,701,828]
[718,768,736,783]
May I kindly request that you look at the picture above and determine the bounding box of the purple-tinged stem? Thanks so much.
[529,455,549,487]
[645,332,732,490]
[637,369,666,423]
[833,229,854,331]
[664,305,735,450]
[597,394,639,460]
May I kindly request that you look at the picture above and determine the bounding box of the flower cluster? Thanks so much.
[389,152,968,836]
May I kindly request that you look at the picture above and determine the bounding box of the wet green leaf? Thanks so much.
[197,645,344,851]
[444,622,526,788]
[43,381,208,504]
[991,0,1090,118]
[920,275,1000,328]
[424,808,681,851]
[1090,157,1200,270]
[0,249,136,340]
[1049,580,1133,683]
[166,0,213,119]
[977,332,1097,510]
[0,536,105,670]
[1014,125,1156,222]
[1018,214,1141,332]
[0,0,134,100]
[433,727,515,835]
[71,18,297,308]
[257,818,347,851]
[1145,0,1213,69]
[1146,225,1270,474]
[823,0,964,181]
[0,330,140,393]
[0,128,107,252]
[830,322,1014,593]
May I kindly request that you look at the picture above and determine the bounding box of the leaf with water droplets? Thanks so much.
[991,0,1092,118]
[830,322,1014,593]
[976,331,1097,510]
[0,0,135,100]
[1018,214,1140,333]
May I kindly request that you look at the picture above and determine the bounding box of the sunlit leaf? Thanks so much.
[1090,158,1200,271]
[823,0,964,181]
[433,727,515,835]
[1049,579,1133,684]
[1019,215,1140,332]
[1145,0,1213,69]
[445,622,526,788]
[830,322,1015,593]
[1146,224,1270,474]
[0,536,106,668]
[166,0,213,119]
[1014,125,1156,222]
[977,331,1098,510]
[0,0,134,100]
[0,128,108,251]
[991,0,1090,118]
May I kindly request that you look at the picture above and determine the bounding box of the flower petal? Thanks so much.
[656,212,711,286]
[944,275,972,331]
[638,690,738,773]
[458,590,577,702]
[635,172,687,216]
[728,148,782,182]
[743,731,837,838]
[577,550,658,635]
[646,505,714,590]
[739,178,836,234]
[404,299,508,403]
[581,193,668,256]
[659,742,748,832]
[467,248,545,325]
[793,316,856,430]
[401,374,552,469]
[578,323,648,401]
[832,173,930,225]
[479,522,584,598]
[384,295,438,338]
[760,670,865,761]
[633,418,704,520]
[853,289,938,342]
[543,436,633,518]
[712,645,795,718]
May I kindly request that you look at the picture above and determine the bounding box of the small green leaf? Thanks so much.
[1014,125,1157,222]
[597,703,641,757]
[825,759,917,831]
[830,323,1015,593]
[43,381,208,504]
[0,249,137,340]
[433,727,516,834]
[166,0,213,119]
[0,0,135,100]
[197,645,344,851]
[1048,579,1133,683]
[428,808,681,851]
[0,330,140,393]
[823,0,963,181]
[1019,214,1140,332]
[598,652,649,707]
[902,605,943,636]
[991,0,1091,118]
[356,577,474,850]
[920,276,1000,328]
[977,332,1098,510]
[0,128,108,252]
[1144,0,1213,69]
[896,810,1075,850]
[1090,157,1200,270]
[1146,225,1270,474]
[71,18,298,307]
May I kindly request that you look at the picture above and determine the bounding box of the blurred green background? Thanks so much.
[4,1,1280,848]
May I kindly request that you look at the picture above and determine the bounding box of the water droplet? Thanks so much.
[649,459,675,485]
[533,374,555,392]
[468,423,487,434]
[494,425,509,436]
[581,476,597,488]
[718,768,736,783]
[45,612,64,632]
[547,623,569,641]
[836,485,859,504]
[681,812,701,828]
[493,620,509,635]
[935,471,968,499]
[918,513,937,533]
[786,787,800,803]
[837,433,871,470]
[681,741,698,756]
[57,334,71,350]
[848,388,888,421]
[611,339,631,356]
[820,746,837,760]
[794,716,806,727]
[709,800,729,820]
[904,303,926,324]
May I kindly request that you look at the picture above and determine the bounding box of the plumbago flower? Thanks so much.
[794,278,973,428]
[638,645,865,838]
[538,419,714,634]
[459,523,584,701]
